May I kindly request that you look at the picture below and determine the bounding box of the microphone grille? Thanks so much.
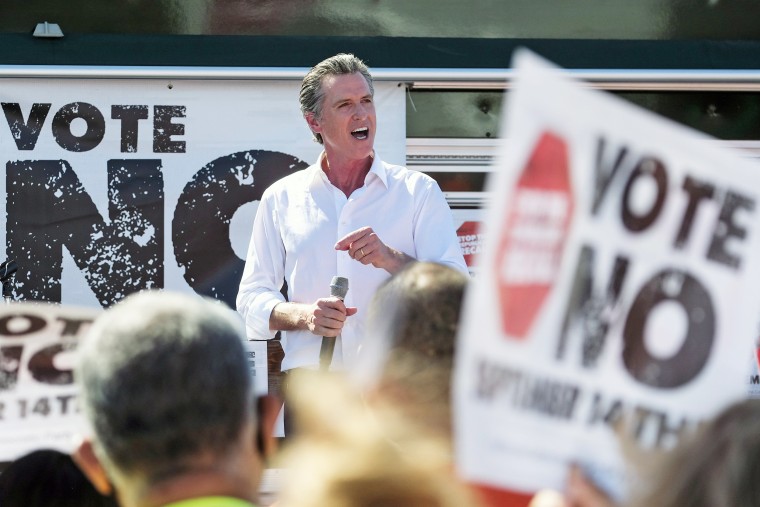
[330,276,349,299]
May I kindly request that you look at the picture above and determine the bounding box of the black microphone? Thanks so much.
[319,276,349,371]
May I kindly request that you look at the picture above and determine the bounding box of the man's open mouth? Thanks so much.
[351,127,369,140]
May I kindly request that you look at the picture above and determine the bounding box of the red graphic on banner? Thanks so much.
[457,221,483,268]
[495,131,574,339]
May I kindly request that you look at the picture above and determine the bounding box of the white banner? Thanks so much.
[454,50,760,500]
[0,302,99,461]
[0,77,406,308]
[0,301,275,462]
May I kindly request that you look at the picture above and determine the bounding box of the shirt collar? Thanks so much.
[367,152,388,188]
[312,151,388,189]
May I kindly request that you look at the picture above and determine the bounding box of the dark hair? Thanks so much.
[0,449,118,507]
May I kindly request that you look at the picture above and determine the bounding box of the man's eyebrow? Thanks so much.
[331,93,372,107]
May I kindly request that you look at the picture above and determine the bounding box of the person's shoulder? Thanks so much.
[380,160,438,198]
[380,159,436,186]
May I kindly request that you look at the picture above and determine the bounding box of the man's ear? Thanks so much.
[71,438,114,496]
[256,394,282,461]
[304,112,321,135]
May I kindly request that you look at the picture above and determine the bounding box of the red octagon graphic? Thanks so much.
[495,131,574,339]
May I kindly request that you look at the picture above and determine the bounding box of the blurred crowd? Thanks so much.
[1,261,756,507]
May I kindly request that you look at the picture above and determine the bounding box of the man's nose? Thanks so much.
[353,103,368,119]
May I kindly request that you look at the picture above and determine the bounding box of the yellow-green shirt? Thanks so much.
[162,497,257,507]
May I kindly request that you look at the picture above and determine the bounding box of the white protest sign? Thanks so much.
[0,302,100,462]
[245,340,269,397]
[0,298,267,463]
[454,50,760,498]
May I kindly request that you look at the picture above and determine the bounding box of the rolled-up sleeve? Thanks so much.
[236,190,287,340]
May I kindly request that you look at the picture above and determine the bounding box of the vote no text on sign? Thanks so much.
[0,302,100,462]
[454,50,760,496]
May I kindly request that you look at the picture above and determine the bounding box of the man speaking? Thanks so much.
[236,53,467,379]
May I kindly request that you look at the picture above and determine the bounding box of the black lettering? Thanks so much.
[674,176,716,250]
[0,346,23,390]
[622,270,715,389]
[172,150,306,307]
[28,344,73,385]
[707,190,755,269]
[112,105,149,153]
[621,157,668,232]
[556,245,629,368]
[1,103,51,150]
[476,359,521,401]
[153,105,186,153]
[592,137,628,215]
[587,393,625,426]
[57,317,93,336]
[32,397,51,417]
[518,378,579,419]
[655,411,690,449]
[52,102,105,152]
[629,406,690,449]
[56,394,75,415]
[631,405,655,443]
[751,375,760,385]
[7,159,164,305]
[0,315,46,336]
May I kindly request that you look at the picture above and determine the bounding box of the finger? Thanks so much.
[317,301,352,322]
[335,226,372,250]
[566,465,615,507]
[345,242,362,260]
[358,247,374,264]
[316,324,341,337]
[312,315,343,336]
[529,490,568,507]
[346,307,358,316]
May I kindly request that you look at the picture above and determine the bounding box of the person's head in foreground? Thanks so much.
[275,370,482,507]
[73,290,277,507]
[0,449,118,507]
[364,261,469,438]
[628,398,760,507]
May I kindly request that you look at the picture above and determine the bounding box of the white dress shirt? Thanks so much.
[236,152,468,372]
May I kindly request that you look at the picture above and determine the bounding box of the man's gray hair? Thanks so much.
[299,53,374,144]
[76,291,253,478]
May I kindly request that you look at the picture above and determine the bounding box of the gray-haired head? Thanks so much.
[76,290,253,479]
[299,53,374,144]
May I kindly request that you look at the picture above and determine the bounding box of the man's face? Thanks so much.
[308,72,376,163]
